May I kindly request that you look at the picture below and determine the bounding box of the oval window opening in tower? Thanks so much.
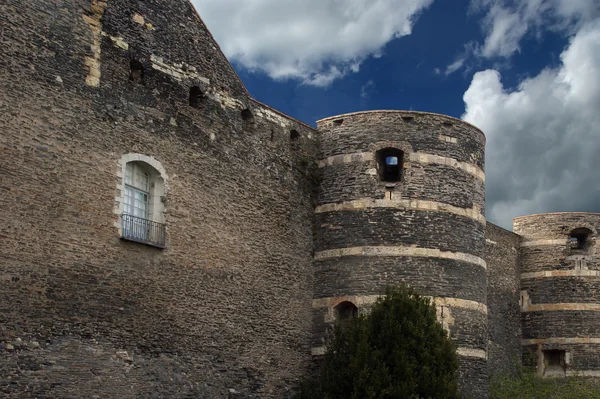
[376,148,403,182]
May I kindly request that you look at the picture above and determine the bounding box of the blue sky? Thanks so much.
[193,0,599,229]
[236,0,563,123]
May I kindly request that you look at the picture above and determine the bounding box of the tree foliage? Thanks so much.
[296,286,460,399]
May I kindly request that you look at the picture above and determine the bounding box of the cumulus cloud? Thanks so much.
[472,0,599,59]
[191,0,433,86]
[440,0,599,75]
[462,20,600,229]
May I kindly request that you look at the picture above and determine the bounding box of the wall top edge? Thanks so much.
[316,110,485,140]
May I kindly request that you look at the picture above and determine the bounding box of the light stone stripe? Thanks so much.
[317,151,373,168]
[567,370,600,377]
[521,270,600,279]
[317,151,485,182]
[312,295,487,314]
[312,346,486,359]
[311,347,326,356]
[456,348,487,360]
[520,239,565,247]
[315,198,486,225]
[314,246,487,269]
[522,303,600,312]
[523,337,600,346]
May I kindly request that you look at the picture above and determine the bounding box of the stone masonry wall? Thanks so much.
[515,213,600,377]
[0,1,319,397]
[314,111,488,398]
[485,222,522,377]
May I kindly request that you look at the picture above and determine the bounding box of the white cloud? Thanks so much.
[472,0,599,59]
[443,57,466,76]
[360,79,375,99]
[462,20,600,228]
[479,3,530,58]
[192,0,434,86]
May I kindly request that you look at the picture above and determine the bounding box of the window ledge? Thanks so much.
[120,236,166,249]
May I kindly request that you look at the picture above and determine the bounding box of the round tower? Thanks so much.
[312,111,487,397]
[514,213,600,377]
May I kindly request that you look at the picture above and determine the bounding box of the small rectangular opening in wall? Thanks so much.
[333,119,344,126]
[543,350,566,377]
[401,116,414,122]
[443,121,453,127]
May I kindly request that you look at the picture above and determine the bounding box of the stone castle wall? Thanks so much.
[312,111,488,398]
[1,0,598,398]
[0,0,318,397]
[485,222,522,377]
[515,213,600,377]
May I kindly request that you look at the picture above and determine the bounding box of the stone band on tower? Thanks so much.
[312,111,488,397]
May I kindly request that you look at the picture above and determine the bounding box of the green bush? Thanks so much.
[491,367,600,399]
[295,286,460,399]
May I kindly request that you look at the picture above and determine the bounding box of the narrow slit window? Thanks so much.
[376,148,404,183]
[129,60,144,83]
[189,86,204,108]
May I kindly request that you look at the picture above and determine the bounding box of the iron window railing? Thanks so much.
[121,214,166,248]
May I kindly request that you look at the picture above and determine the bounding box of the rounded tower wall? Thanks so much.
[314,111,488,397]
[515,213,600,377]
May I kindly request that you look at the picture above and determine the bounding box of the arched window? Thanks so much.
[376,148,403,183]
[290,129,300,141]
[569,228,593,254]
[335,301,358,322]
[129,60,144,83]
[189,86,204,108]
[117,155,167,248]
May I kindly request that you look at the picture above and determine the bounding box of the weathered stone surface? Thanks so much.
[0,1,317,397]
[486,223,522,377]
[2,0,598,397]
[316,209,485,256]
[515,213,600,377]
[314,111,488,398]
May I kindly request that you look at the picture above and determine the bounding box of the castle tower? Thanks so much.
[313,111,488,397]
[515,213,600,377]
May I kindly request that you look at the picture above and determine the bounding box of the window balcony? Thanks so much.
[121,214,166,248]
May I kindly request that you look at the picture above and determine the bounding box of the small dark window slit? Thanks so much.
[376,148,404,183]
[189,86,204,108]
[129,60,144,83]
[241,108,254,122]
[290,129,300,141]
